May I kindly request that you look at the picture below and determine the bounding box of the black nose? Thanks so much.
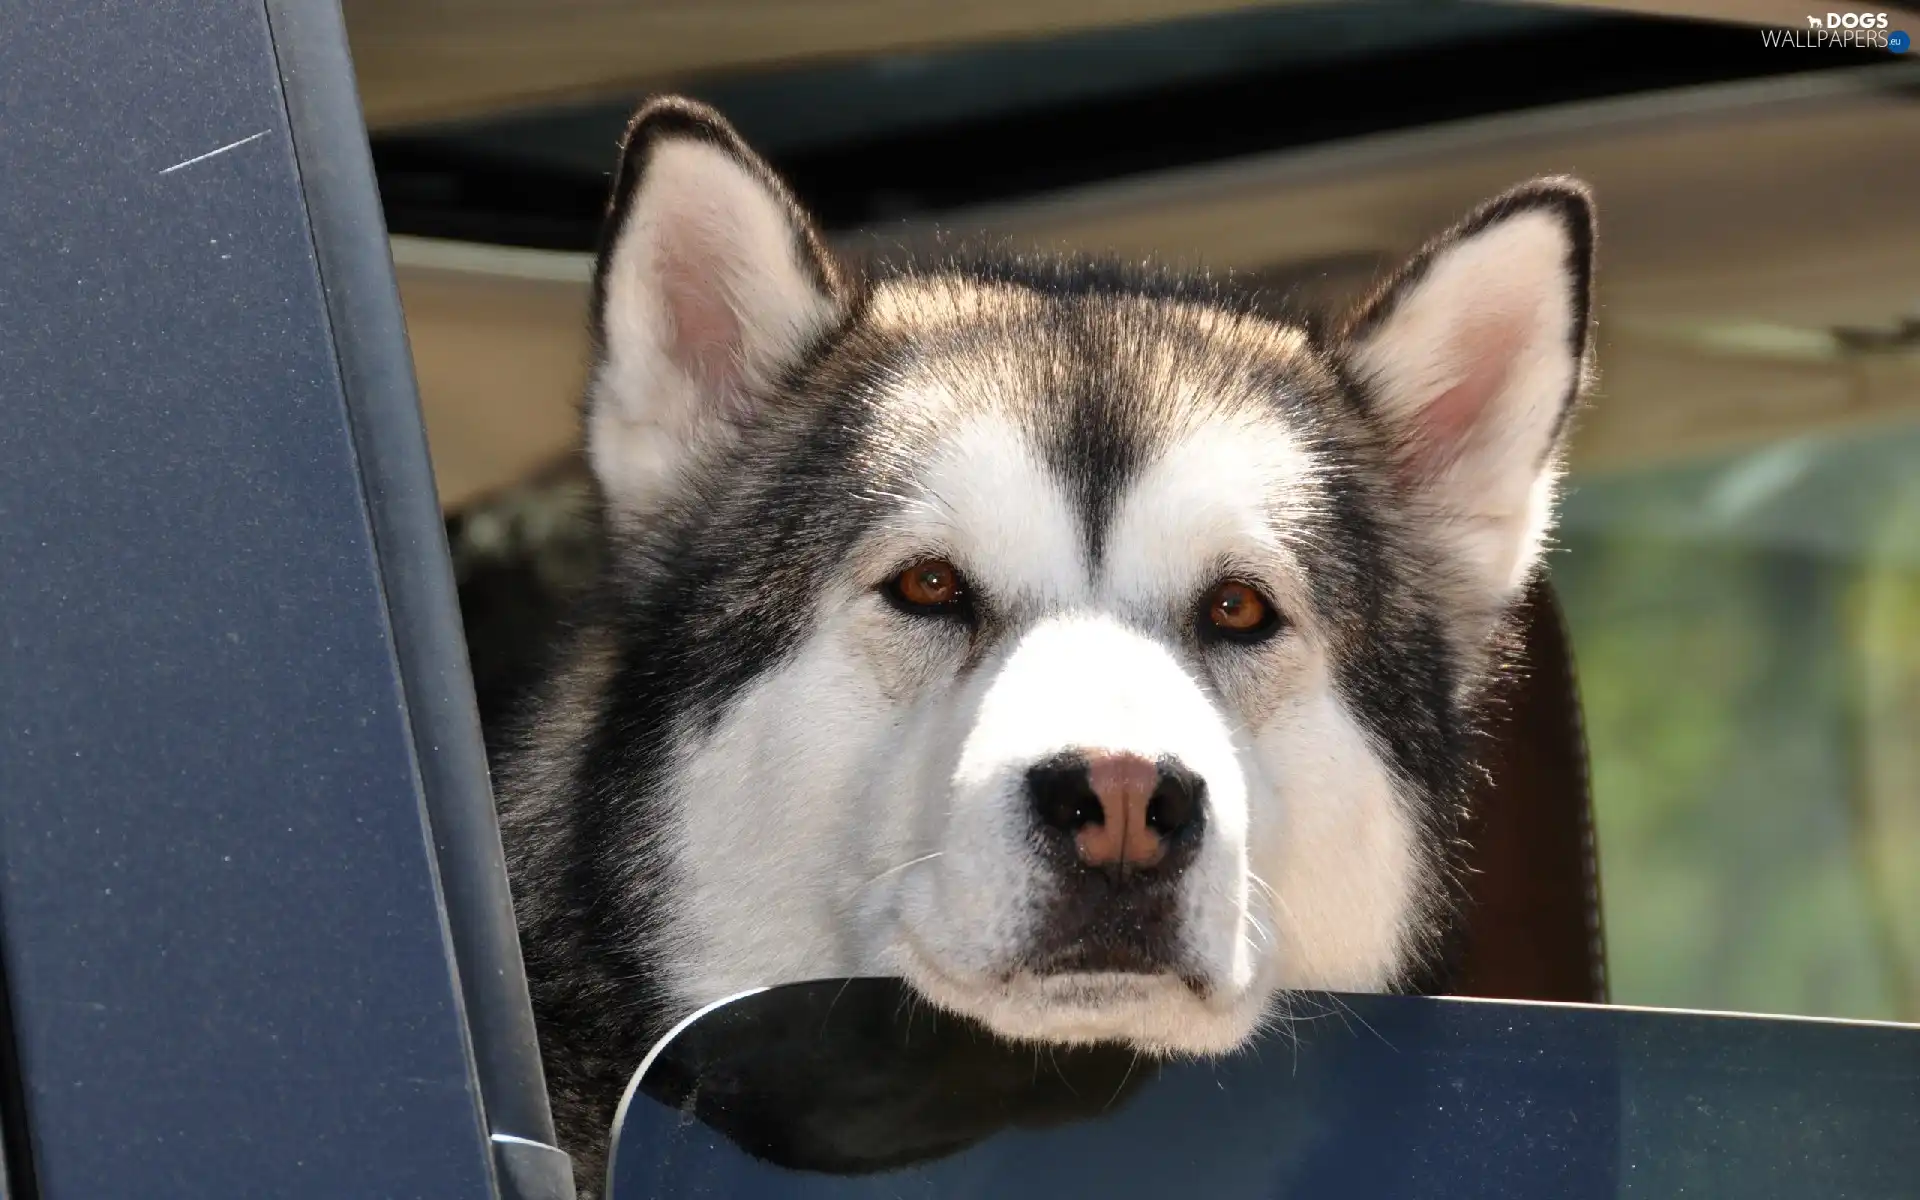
[1026,751,1205,876]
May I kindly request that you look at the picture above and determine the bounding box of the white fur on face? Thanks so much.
[888,609,1258,1052]
[652,410,1426,1057]
[589,139,840,519]
[1103,418,1421,997]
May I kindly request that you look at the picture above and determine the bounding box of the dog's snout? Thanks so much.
[1027,751,1204,874]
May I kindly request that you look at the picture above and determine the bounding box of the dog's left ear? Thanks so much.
[587,96,848,519]
[1337,179,1595,618]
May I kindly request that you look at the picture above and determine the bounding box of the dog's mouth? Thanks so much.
[896,928,1216,1002]
[1018,945,1215,1002]
[890,930,1258,1056]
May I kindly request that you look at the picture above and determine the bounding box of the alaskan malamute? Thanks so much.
[492,96,1595,1191]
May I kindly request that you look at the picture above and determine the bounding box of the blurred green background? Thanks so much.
[1556,424,1920,1022]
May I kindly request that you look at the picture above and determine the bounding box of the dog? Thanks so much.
[491,95,1595,1195]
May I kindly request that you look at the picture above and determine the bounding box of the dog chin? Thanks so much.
[892,942,1266,1058]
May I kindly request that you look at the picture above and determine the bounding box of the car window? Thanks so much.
[1561,417,1920,1021]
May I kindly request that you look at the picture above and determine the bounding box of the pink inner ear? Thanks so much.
[1404,312,1523,480]
[658,234,744,404]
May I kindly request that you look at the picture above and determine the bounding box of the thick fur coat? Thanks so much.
[491,97,1596,1195]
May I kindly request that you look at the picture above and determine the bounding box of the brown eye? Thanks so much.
[1202,580,1282,643]
[885,558,970,616]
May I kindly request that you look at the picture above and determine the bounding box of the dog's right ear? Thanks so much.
[587,97,847,517]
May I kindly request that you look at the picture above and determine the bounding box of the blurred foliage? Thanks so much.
[1555,427,1920,1022]
[1850,468,1920,1020]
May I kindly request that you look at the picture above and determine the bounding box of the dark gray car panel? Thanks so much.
[0,1,548,1195]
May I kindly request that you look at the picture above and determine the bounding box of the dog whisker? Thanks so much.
[859,851,944,891]
[1246,870,1281,905]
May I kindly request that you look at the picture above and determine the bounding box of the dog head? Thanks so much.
[573,97,1594,1056]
